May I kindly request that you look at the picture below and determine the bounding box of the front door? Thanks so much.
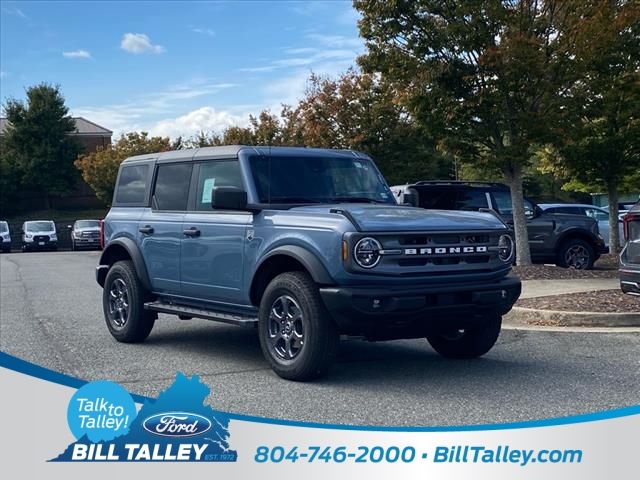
[180,159,250,304]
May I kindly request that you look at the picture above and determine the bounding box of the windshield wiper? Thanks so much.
[329,196,388,204]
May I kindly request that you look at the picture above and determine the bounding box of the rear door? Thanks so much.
[138,162,193,295]
[180,158,251,304]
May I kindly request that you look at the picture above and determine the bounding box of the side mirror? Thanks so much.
[402,192,418,207]
[212,186,248,211]
[67,225,73,230]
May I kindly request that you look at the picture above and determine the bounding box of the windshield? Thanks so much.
[75,220,100,229]
[0,222,8,233]
[249,155,394,204]
[25,221,55,231]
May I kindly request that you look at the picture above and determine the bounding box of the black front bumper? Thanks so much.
[24,241,57,250]
[320,276,522,338]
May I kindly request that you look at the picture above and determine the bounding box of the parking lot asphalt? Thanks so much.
[1,251,639,427]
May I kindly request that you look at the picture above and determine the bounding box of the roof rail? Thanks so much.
[412,180,508,188]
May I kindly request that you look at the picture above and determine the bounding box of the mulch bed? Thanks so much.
[512,254,620,280]
[516,289,638,313]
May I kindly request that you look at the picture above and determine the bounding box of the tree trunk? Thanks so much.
[607,182,620,255]
[504,164,532,266]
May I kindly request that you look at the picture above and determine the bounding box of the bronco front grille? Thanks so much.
[346,230,507,276]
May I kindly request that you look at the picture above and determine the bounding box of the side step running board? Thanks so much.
[144,301,258,328]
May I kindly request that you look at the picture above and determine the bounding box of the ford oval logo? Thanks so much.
[142,412,212,437]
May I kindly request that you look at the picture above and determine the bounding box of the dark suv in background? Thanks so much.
[620,201,640,296]
[391,181,606,269]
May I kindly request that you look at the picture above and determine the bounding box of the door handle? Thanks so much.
[139,226,154,235]
[183,227,201,237]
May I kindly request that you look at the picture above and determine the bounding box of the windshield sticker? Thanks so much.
[202,178,215,203]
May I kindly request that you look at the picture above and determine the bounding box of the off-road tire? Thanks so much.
[427,314,502,359]
[258,271,338,381]
[103,260,155,343]
[556,238,595,270]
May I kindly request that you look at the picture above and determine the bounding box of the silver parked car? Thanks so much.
[539,203,624,248]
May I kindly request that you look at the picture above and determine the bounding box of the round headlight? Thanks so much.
[354,237,382,269]
[498,234,514,262]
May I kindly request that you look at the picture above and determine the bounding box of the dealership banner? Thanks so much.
[0,352,636,479]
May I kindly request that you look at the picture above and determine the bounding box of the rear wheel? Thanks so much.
[426,314,502,359]
[102,260,155,343]
[556,238,595,270]
[258,271,338,381]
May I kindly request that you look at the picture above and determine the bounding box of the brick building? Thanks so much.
[0,116,112,209]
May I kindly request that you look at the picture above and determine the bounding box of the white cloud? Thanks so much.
[2,6,28,20]
[147,107,247,138]
[191,26,215,37]
[63,49,91,59]
[120,33,165,54]
[306,33,362,49]
[71,80,241,137]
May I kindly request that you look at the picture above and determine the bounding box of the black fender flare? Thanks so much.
[555,228,600,249]
[99,237,152,290]
[255,245,334,285]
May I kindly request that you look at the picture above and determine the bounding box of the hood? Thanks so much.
[76,226,100,232]
[292,204,507,232]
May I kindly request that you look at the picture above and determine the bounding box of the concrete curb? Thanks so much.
[504,306,640,328]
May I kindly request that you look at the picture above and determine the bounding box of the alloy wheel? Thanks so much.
[564,245,590,269]
[108,277,130,329]
[267,295,305,360]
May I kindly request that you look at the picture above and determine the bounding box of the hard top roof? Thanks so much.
[121,145,369,164]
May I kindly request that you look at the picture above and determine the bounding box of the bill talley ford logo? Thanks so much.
[404,246,488,255]
[142,412,212,437]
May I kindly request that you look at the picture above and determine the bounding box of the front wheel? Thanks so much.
[258,271,338,381]
[102,260,155,343]
[426,314,502,359]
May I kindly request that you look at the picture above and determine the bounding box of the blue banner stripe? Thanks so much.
[2,350,639,432]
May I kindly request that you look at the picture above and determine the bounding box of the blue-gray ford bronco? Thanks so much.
[96,146,521,380]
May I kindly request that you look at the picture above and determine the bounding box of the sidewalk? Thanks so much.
[520,278,619,299]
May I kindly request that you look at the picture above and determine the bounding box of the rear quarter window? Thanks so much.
[115,164,150,205]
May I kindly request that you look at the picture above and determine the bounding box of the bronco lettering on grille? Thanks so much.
[404,246,488,255]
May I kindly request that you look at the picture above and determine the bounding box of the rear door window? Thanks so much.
[416,187,459,209]
[153,163,193,211]
[115,164,149,204]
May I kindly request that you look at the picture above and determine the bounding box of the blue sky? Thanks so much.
[0,0,363,137]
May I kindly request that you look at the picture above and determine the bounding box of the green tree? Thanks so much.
[0,137,20,215]
[2,83,82,209]
[540,2,640,252]
[355,0,629,265]
[296,70,449,183]
[75,132,171,204]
